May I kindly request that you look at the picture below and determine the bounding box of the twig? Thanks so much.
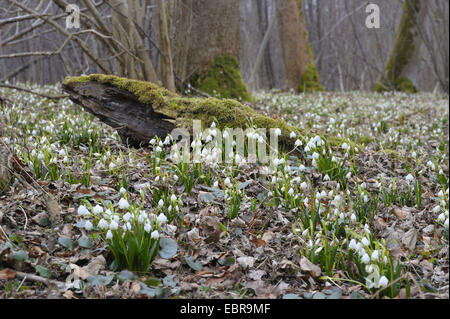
[15,271,66,289]
[0,83,68,100]
[18,205,28,231]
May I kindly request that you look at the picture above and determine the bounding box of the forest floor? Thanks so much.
[0,85,448,299]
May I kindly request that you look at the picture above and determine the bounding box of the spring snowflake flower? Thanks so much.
[295,139,302,147]
[290,132,296,139]
[84,220,93,231]
[106,230,113,240]
[213,181,219,188]
[405,174,415,184]
[299,164,306,172]
[274,128,282,136]
[93,204,103,214]
[109,162,116,170]
[433,205,441,213]
[118,198,130,210]
[224,177,232,187]
[349,239,357,250]
[119,187,127,195]
[109,220,119,230]
[157,214,168,224]
[323,174,330,181]
[77,205,90,216]
[123,212,132,222]
[351,213,357,222]
[151,230,160,239]
[371,250,379,261]
[361,237,370,246]
[379,276,389,287]
[144,223,152,233]
[158,199,164,207]
[361,253,370,264]
[98,219,108,229]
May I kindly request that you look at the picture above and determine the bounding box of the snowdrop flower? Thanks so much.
[151,230,160,239]
[288,188,294,196]
[444,218,449,228]
[224,177,231,187]
[290,131,296,139]
[158,199,165,207]
[144,223,152,233]
[106,230,113,240]
[58,149,66,157]
[155,146,162,153]
[119,187,127,195]
[98,219,108,229]
[84,220,93,231]
[123,212,132,222]
[379,276,389,287]
[93,204,103,214]
[274,128,282,136]
[157,214,167,224]
[109,220,119,230]
[150,139,156,145]
[312,152,319,159]
[299,164,306,172]
[295,139,302,147]
[213,181,219,188]
[361,253,370,264]
[323,174,330,181]
[346,172,352,179]
[109,162,116,170]
[349,239,357,250]
[371,250,379,261]
[433,205,441,213]
[361,237,370,246]
[171,194,177,202]
[77,205,90,216]
[351,213,357,222]
[342,142,349,150]
[211,121,216,128]
[118,198,130,210]
[405,174,414,184]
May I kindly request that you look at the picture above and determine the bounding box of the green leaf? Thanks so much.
[58,236,77,251]
[184,256,202,271]
[159,237,177,259]
[144,277,161,287]
[218,257,235,266]
[38,217,50,227]
[117,270,137,282]
[87,275,114,287]
[78,236,94,249]
[14,250,28,262]
[35,265,52,278]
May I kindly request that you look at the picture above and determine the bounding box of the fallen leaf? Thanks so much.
[300,257,321,278]
[0,268,16,280]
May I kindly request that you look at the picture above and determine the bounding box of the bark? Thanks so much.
[376,0,427,92]
[157,0,176,92]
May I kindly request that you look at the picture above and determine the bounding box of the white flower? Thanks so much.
[109,162,116,170]
[151,230,160,239]
[150,138,156,145]
[444,218,449,228]
[361,253,370,264]
[379,276,389,287]
[224,177,231,187]
[59,149,66,157]
[157,214,167,224]
[290,131,296,139]
[171,194,177,202]
[323,174,330,181]
[433,205,441,213]
[98,219,108,229]
[77,205,90,216]
[106,230,113,240]
[274,128,282,136]
[299,164,306,172]
[361,237,370,246]
[158,199,164,207]
[295,139,302,147]
[213,181,219,188]
[405,174,414,184]
[371,250,379,261]
[93,204,103,214]
[109,220,119,230]
[144,223,152,233]
[351,213,357,222]
[84,220,93,231]
[349,239,357,250]
[312,152,319,159]
[118,198,130,210]
[342,142,349,150]
[119,187,127,195]
[123,212,132,222]
[288,188,294,196]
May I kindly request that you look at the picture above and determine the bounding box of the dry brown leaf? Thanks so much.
[300,257,322,278]
[0,268,16,280]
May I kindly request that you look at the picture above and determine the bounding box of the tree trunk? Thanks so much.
[276,0,323,92]
[375,0,427,93]
[157,0,176,92]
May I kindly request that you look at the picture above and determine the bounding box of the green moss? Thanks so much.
[63,74,304,147]
[375,0,420,93]
[299,62,324,93]
[357,135,374,145]
[190,55,252,102]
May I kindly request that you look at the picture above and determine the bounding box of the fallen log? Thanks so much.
[62,74,303,147]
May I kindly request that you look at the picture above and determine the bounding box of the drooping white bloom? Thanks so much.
[144,223,152,233]
[93,204,103,214]
[323,174,330,181]
[123,212,132,222]
[299,164,306,172]
[295,139,302,147]
[361,237,370,246]
[224,177,231,187]
[119,187,127,195]
[361,253,370,264]
[213,180,219,188]
[433,205,441,213]
[98,219,108,229]
[379,276,389,287]
[118,198,130,210]
[151,230,160,239]
[84,220,93,231]
[351,213,357,222]
[106,230,113,240]
[405,174,414,184]
[77,205,90,216]
[157,214,167,224]
[274,128,282,136]
[288,188,294,196]
[109,220,119,230]
[290,131,296,139]
[158,199,165,207]
[349,239,357,250]
[371,250,379,261]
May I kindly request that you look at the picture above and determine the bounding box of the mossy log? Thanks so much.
[62,74,302,147]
